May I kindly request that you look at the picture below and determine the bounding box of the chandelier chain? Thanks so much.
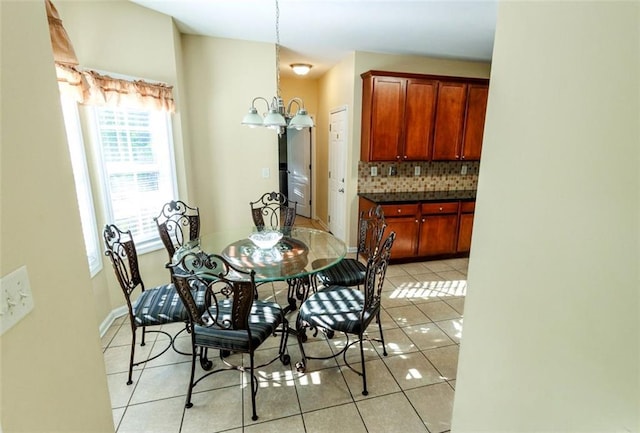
[275,0,281,98]
[241,0,313,131]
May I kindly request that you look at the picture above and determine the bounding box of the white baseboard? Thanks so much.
[99,306,127,338]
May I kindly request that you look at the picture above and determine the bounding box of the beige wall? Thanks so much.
[0,1,113,431]
[316,54,357,238]
[180,35,280,232]
[452,1,639,431]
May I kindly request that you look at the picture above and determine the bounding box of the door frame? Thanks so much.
[328,105,348,243]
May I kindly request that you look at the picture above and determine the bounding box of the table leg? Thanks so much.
[284,275,317,315]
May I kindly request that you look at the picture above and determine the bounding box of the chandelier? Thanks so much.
[241,0,314,132]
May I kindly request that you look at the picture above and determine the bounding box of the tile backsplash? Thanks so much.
[358,161,479,193]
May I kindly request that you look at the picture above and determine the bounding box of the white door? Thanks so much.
[328,107,347,241]
[287,128,311,218]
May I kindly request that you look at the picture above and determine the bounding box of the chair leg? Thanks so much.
[127,326,136,385]
[140,325,146,346]
[377,311,387,356]
[185,346,198,409]
[279,318,291,365]
[295,316,308,372]
[359,335,368,396]
[250,352,258,421]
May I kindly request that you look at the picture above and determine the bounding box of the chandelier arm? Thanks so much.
[251,97,271,111]
[286,98,304,116]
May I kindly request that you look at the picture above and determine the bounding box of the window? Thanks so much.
[91,106,177,252]
[60,97,102,276]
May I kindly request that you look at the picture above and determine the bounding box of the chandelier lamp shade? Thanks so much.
[242,96,313,130]
[241,0,314,132]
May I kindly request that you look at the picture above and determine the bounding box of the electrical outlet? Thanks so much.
[461,164,468,175]
[370,166,378,176]
[1,266,34,335]
[414,166,421,176]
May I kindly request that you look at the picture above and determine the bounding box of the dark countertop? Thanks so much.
[358,190,476,204]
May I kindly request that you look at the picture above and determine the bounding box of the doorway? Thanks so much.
[278,128,312,218]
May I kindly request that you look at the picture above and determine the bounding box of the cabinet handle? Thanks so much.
[439,207,443,211]
[397,209,402,214]
[421,218,425,223]
[403,155,407,160]
[396,155,400,160]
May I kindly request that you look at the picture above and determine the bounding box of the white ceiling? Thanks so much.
[130,0,497,79]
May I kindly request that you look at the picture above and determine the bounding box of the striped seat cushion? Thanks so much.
[316,258,366,287]
[133,284,206,327]
[298,286,374,335]
[194,299,283,352]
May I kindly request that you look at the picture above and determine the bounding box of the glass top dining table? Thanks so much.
[175,227,347,283]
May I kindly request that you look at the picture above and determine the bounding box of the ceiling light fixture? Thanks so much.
[241,0,314,133]
[290,63,312,76]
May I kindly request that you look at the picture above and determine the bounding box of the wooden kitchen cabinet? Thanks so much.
[361,70,489,163]
[431,82,467,161]
[361,72,437,162]
[359,196,476,262]
[456,201,475,253]
[379,203,420,259]
[460,84,489,161]
[418,202,459,256]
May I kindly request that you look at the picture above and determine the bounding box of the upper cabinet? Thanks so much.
[360,71,489,162]
[432,81,468,160]
[460,83,489,161]
[361,74,437,161]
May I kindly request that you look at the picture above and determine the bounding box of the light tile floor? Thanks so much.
[102,219,467,433]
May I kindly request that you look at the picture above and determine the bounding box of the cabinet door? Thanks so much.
[461,84,489,161]
[385,217,419,259]
[457,212,474,253]
[432,82,467,160]
[369,77,405,161]
[418,214,459,256]
[403,79,437,160]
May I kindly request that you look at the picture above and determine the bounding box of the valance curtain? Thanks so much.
[46,0,175,112]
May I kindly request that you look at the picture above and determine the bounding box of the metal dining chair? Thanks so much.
[249,191,297,234]
[154,199,200,265]
[169,251,290,421]
[295,231,396,396]
[315,204,386,290]
[103,224,206,385]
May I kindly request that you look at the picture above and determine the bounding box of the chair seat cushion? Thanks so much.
[316,258,366,287]
[133,284,206,327]
[298,286,374,335]
[194,299,283,352]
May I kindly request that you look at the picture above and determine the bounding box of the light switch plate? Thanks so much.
[414,166,421,176]
[461,164,468,175]
[1,266,34,335]
[370,166,377,176]
[261,167,270,178]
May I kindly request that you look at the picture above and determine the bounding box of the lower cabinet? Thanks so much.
[456,201,475,253]
[418,202,459,256]
[377,203,419,259]
[359,197,475,261]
